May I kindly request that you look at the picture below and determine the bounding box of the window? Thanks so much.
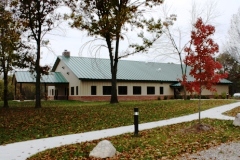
[52,89,54,95]
[118,86,127,95]
[160,87,164,95]
[133,86,141,95]
[71,87,74,95]
[147,87,155,95]
[91,86,97,95]
[103,86,111,95]
[76,86,78,95]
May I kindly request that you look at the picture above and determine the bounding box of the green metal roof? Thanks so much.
[52,56,232,84]
[53,56,188,82]
[170,78,232,87]
[219,79,232,84]
[14,71,68,84]
[170,83,182,87]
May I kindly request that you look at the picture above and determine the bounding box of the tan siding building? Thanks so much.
[44,50,232,101]
[13,50,232,101]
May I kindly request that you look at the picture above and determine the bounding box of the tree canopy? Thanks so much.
[182,18,228,94]
[0,4,32,108]
[181,18,228,124]
[11,0,63,107]
[68,0,165,103]
[217,53,240,94]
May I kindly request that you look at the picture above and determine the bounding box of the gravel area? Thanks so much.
[178,141,240,160]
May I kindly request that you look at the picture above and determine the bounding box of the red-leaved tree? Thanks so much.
[182,18,228,124]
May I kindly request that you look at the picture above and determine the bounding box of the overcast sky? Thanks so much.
[40,0,240,66]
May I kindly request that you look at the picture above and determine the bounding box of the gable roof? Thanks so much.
[14,71,68,84]
[52,56,232,84]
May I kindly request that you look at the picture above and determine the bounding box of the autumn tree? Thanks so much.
[68,0,164,103]
[183,18,228,124]
[217,53,240,94]
[11,0,63,108]
[155,0,220,100]
[0,3,32,108]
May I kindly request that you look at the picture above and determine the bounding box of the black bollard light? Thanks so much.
[134,108,139,136]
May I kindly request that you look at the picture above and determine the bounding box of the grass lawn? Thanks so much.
[28,119,240,160]
[0,100,235,145]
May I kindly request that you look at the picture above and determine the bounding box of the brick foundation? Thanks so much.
[68,95,167,101]
[49,95,215,102]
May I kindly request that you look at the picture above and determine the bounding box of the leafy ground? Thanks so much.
[224,106,240,117]
[0,100,235,145]
[29,119,240,160]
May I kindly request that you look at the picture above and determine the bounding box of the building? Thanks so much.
[13,50,232,101]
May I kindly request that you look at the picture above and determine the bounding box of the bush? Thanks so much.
[164,96,168,100]
[201,95,209,99]
[194,94,198,99]
[214,92,219,99]
[178,95,183,99]
[221,92,227,99]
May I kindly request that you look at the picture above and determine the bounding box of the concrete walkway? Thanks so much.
[1,101,239,160]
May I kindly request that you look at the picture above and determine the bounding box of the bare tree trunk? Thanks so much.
[110,61,118,103]
[34,3,42,108]
[3,70,9,108]
[110,32,120,104]
[35,40,41,108]
[183,86,187,100]
[1,22,8,108]
[106,32,119,104]
[198,93,201,124]
[198,81,202,124]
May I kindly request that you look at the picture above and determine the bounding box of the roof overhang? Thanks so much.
[13,71,69,85]
[170,83,182,88]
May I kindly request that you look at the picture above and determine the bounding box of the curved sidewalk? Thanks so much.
[1,102,239,160]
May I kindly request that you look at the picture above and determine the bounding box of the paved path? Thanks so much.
[1,102,239,160]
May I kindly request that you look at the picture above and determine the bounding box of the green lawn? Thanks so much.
[0,99,235,145]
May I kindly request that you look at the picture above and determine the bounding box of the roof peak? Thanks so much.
[58,55,179,65]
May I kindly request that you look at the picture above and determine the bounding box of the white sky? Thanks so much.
[40,0,240,66]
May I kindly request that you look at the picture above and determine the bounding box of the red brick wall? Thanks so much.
[48,96,54,100]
